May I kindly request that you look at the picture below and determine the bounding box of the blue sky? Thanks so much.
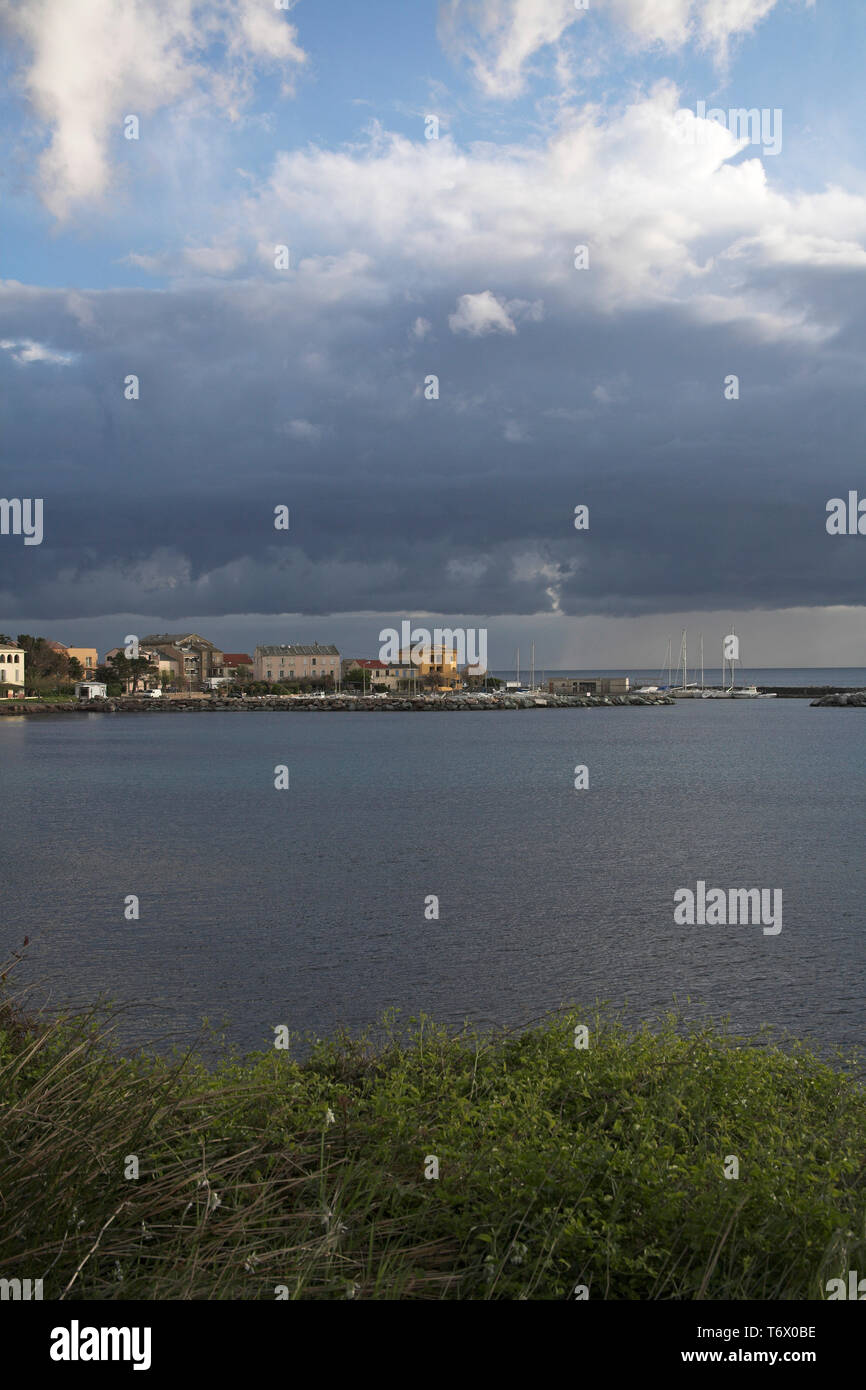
[1,0,865,665]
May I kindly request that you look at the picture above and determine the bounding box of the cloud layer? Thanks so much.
[0,0,861,659]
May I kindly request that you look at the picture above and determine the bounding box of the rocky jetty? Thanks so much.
[810,690,866,707]
[1,691,675,716]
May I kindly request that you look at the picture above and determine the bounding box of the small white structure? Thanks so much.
[75,681,107,699]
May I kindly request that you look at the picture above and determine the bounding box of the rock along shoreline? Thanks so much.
[809,691,866,707]
[0,692,675,716]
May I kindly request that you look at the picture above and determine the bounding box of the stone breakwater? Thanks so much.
[1,692,675,716]
[810,690,866,707]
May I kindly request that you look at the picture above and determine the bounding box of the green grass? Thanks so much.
[0,977,864,1301]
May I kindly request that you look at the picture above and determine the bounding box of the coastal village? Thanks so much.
[0,631,635,701]
[1,631,860,709]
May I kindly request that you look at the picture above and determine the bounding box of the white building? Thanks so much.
[0,639,25,695]
[75,681,108,699]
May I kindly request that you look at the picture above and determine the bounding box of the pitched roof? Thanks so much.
[222,653,252,664]
[256,644,340,656]
[140,633,217,649]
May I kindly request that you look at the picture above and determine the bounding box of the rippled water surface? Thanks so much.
[2,699,864,1053]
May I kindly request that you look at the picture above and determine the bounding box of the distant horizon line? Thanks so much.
[495,665,866,672]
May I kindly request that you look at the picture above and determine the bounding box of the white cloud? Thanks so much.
[503,418,529,442]
[438,0,788,98]
[3,0,307,219]
[122,244,245,277]
[438,0,577,100]
[606,0,783,54]
[283,419,322,444]
[723,224,866,270]
[0,337,75,365]
[592,375,629,405]
[229,0,307,68]
[241,87,866,340]
[449,290,518,335]
[183,245,245,275]
[411,316,432,339]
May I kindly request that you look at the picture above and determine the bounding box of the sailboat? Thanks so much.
[703,631,738,697]
[671,629,703,696]
[701,630,775,697]
[729,629,759,697]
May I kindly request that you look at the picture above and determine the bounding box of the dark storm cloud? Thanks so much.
[1,265,864,624]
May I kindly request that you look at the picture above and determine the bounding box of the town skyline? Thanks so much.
[5,606,864,672]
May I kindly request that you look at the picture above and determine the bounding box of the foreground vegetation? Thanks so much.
[0,973,863,1300]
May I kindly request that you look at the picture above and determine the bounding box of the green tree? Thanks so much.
[107,651,152,692]
[16,635,73,694]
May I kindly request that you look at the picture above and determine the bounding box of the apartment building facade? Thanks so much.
[140,634,224,689]
[255,643,341,684]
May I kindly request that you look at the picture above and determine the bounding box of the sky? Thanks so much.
[1,0,865,668]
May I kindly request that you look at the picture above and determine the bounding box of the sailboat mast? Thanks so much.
[530,642,535,691]
[516,647,520,686]
[700,633,704,692]
[675,628,686,691]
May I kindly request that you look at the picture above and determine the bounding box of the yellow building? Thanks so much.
[0,640,25,695]
[66,647,99,678]
[401,647,460,691]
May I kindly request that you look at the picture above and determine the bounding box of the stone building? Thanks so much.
[140,634,224,689]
